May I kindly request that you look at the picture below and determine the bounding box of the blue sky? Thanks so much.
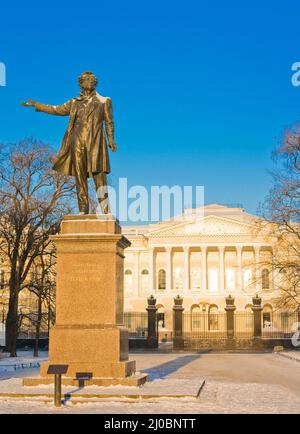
[1,0,300,215]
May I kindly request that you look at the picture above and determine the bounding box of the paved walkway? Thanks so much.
[0,351,299,413]
[136,351,300,398]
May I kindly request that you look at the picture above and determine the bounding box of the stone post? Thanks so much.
[146,295,158,349]
[173,295,184,350]
[252,294,263,338]
[225,295,236,348]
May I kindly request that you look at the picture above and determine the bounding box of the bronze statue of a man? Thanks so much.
[21,71,117,215]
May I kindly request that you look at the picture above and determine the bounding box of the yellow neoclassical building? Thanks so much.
[0,203,284,341]
[122,204,279,329]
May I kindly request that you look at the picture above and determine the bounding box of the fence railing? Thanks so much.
[234,312,254,339]
[122,310,299,343]
[182,312,227,339]
[123,312,148,338]
[262,311,298,339]
[18,313,50,339]
[15,304,300,351]
[18,331,49,339]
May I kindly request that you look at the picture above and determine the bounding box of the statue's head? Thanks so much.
[78,71,98,91]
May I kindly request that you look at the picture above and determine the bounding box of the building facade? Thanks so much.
[122,204,279,331]
[0,204,285,339]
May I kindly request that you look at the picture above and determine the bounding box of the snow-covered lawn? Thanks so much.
[0,351,48,373]
[0,351,300,413]
[0,382,299,414]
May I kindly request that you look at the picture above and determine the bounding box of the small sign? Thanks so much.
[76,372,93,380]
[47,364,69,375]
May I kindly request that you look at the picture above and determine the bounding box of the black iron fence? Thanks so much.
[182,312,227,339]
[18,312,50,339]
[15,296,300,352]
[181,311,253,349]
[175,295,300,351]
[123,312,148,338]
[262,311,298,339]
[123,302,300,351]
[234,312,254,339]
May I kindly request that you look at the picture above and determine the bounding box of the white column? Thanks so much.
[271,246,276,290]
[184,246,190,292]
[254,246,260,293]
[148,247,155,294]
[219,246,225,294]
[201,245,207,293]
[166,247,172,291]
[134,250,140,297]
[237,246,243,291]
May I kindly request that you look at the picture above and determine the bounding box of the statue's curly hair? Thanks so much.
[78,71,98,87]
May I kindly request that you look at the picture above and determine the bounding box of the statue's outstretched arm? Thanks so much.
[21,99,72,116]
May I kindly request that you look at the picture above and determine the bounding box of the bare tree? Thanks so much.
[257,123,300,310]
[21,240,56,357]
[0,139,75,356]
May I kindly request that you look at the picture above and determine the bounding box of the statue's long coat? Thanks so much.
[35,93,114,176]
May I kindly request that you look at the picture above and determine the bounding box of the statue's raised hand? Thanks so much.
[20,99,36,108]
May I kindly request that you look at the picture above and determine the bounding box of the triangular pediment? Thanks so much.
[148,215,255,238]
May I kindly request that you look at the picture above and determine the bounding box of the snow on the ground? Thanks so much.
[1,351,300,413]
[198,380,300,414]
[277,350,300,362]
[0,377,203,396]
[0,351,48,365]
[0,351,48,373]
[0,381,300,414]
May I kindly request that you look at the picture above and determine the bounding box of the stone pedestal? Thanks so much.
[23,215,148,387]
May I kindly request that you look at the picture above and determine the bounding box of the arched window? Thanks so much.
[173,267,183,290]
[209,305,219,331]
[124,269,133,292]
[141,269,149,293]
[225,268,236,292]
[208,268,218,294]
[262,269,270,290]
[243,268,252,289]
[191,267,201,290]
[0,270,5,290]
[158,269,166,290]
